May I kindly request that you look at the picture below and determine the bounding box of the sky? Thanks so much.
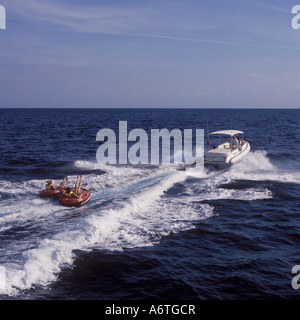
[0,0,300,108]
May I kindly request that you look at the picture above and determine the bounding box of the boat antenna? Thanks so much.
[206,117,210,145]
[206,117,210,134]
[230,119,233,148]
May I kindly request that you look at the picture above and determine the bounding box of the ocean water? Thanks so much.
[0,108,299,300]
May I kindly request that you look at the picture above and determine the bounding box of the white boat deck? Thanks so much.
[206,143,232,158]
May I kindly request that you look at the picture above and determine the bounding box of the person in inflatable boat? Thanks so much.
[46,177,68,190]
[63,175,83,198]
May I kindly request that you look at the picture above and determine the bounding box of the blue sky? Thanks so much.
[0,0,300,108]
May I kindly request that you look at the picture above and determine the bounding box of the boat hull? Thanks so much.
[204,142,251,170]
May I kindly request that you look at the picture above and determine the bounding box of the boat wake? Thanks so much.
[229,150,300,183]
[0,150,298,296]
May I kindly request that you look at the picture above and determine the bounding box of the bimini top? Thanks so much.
[208,130,244,136]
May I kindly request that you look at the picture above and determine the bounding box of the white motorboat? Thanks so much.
[204,130,250,169]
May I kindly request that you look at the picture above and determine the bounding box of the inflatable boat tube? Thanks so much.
[40,188,65,198]
[58,188,91,207]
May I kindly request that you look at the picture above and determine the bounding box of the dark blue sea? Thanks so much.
[0,108,299,300]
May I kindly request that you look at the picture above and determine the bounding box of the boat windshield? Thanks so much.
[207,133,245,150]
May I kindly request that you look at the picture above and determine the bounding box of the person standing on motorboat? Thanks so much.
[232,136,240,150]
[238,136,245,149]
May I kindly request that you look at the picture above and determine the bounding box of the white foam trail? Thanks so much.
[0,150,296,296]
[1,167,207,296]
[187,187,272,202]
[0,180,60,230]
[237,150,275,171]
[0,177,85,229]
[229,150,300,184]
[185,150,299,184]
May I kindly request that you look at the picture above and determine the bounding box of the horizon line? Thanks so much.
[0,106,298,110]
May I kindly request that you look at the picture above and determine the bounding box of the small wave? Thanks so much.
[185,187,272,202]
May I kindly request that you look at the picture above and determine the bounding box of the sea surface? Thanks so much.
[0,108,299,300]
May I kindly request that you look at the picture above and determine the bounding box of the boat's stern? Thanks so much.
[204,148,231,169]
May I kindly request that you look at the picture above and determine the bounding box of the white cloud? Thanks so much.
[5,0,143,33]
[251,2,291,14]
[4,0,300,51]
[5,0,220,35]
